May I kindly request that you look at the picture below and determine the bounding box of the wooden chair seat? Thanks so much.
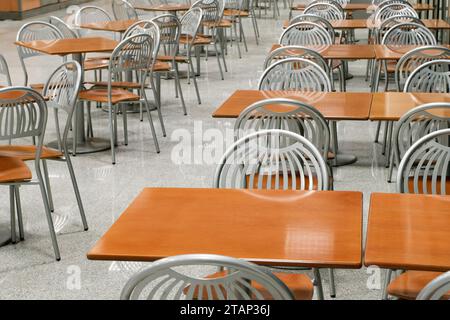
[0,145,63,161]
[184,271,313,300]
[85,81,142,89]
[179,34,212,46]
[223,9,249,17]
[153,61,171,72]
[79,88,140,104]
[0,156,32,183]
[157,55,188,63]
[84,58,110,71]
[388,271,450,300]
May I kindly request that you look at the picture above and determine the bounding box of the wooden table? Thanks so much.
[88,187,363,267]
[270,44,375,60]
[14,37,118,154]
[365,193,450,272]
[370,92,450,121]
[79,19,137,33]
[134,3,191,12]
[283,19,450,30]
[213,90,372,120]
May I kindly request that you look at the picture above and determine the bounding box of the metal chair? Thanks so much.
[395,46,450,92]
[16,22,64,87]
[280,22,332,47]
[79,34,161,164]
[264,46,329,74]
[0,54,12,86]
[74,6,114,38]
[120,254,296,300]
[417,271,450,300]
[303,2,345,20]
[0,87,61,260]
[373,3,417,25]
[404,59,450,93]
[48,16,79,38]
[258,58,332,92]
[112,0,139,21]
[288,14,335,41]
[375,14,423,44]
[388,102,450,183]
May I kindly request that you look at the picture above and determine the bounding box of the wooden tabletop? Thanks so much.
[370,92,450,121]
[79,20,137,33]
[374,44,450,60]
[270,44,375,60]
[291,3,433,11]
[212,90,372,120]
[134,3,191,12]
[87,188,363,268]
[365,193,450,272]
[283,19,450,30]
[14,37,118,56]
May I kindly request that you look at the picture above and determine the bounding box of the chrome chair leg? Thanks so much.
[14,186,24,241]
[9,186,17,244]
[42,160,54,213]
[174,64,187,115]
[108,103,116,165]
[213,41,224,80]
[374,121,381,143]
[313,268,325,300]
[149,77,166,137]
[142,91,160,154]
[122,104,128,146]
[189,59,202,105]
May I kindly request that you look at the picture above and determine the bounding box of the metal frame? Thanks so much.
[0,54,12,86]
[288,14,335,42]
[404,59,450,93]
[280,21,332,47]
[417,271,450,300]
[120,254,295,300]
[303,2,345,20]
[112,0,139,21]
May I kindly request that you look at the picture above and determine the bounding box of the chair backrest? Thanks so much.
[75,6,114,38]
[42,61,82,153]
[395,46,450,91]
[108,33,155,89]
[304,2,345,20]
[280,21,332,47]
[393,103,450,174]
[376,14,424,43]
[404,59,450,93]
[0,87,47,156]
[180,7,203,48]
[49,16,79,39]
[258,58,332,92]
[0,54,12,86]
[397,128,450,195]
[417,271,450,300]
[16,22,64,86]
[288,14,335,42]
[377,0,413,10]
[381,22,436,47]
[151,14,181,58]
[120,254,295,300]
[374,3,418,23]
[112,0,139,21]
[264,46,329,74]
[192,0,221,26]
[123,20,160,59]
[214,129,329,190]
[235,98,330,160]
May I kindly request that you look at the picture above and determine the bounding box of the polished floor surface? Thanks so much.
[0,1,396,299]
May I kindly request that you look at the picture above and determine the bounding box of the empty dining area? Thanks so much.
[0,0,449,302]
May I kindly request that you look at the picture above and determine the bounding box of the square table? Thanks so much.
[15,37,119,154]
[370,92,450,121]
[88,188,363,269]
[270,44,376,60]
[212,90,372,121]
[365,193,450,272]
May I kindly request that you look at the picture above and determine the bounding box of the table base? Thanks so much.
[331,154,358,167]
[47,137,111,154]
[0,224,11,247]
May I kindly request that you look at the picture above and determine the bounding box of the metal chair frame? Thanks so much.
[0,54,12,86]
[417,271,450,300]
[112,0,139,21]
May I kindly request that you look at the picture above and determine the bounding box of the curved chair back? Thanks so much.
[280,21,332,47]
[381,22,436,48]
[112,0,139,21]
[392,103,450,175]
[180,7,203,50]
[395,46,450,91]
[49,16,79,38]
[374,3,418,24]
[304,2,345,20]
[377,0,413,10]
[404,59,450,93]
[120,254,295,300]
[258,58,332,92]
[0,87,47,162]
[264,46,329,73]
[75,5,112,25]
[397,128,450,195]
[235,98,330,160]
[123,20,160,59]
[288,14,335,42]
[192,0,221,27]
[214,129,329,190]
[16,22,64,86]
[42,61,82,153]
[0,54,12,86]
[151,14,181,59]
[417,271,450,300]
[375,14,423,43]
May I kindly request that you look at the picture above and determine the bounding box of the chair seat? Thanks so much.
[223,9,249,17]
[185,271,313,300]
[153,61,171,72]
[388,271,450,300]
[30,83,44,90]
[84,58,110,71]
[0,145,63,161]
[179,34,212,45]
[85,81,142,89]
[157,55,188,63]
[79,88,140,104]
[0,156,32,183]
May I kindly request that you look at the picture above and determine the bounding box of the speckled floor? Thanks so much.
[0,0,398,300]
